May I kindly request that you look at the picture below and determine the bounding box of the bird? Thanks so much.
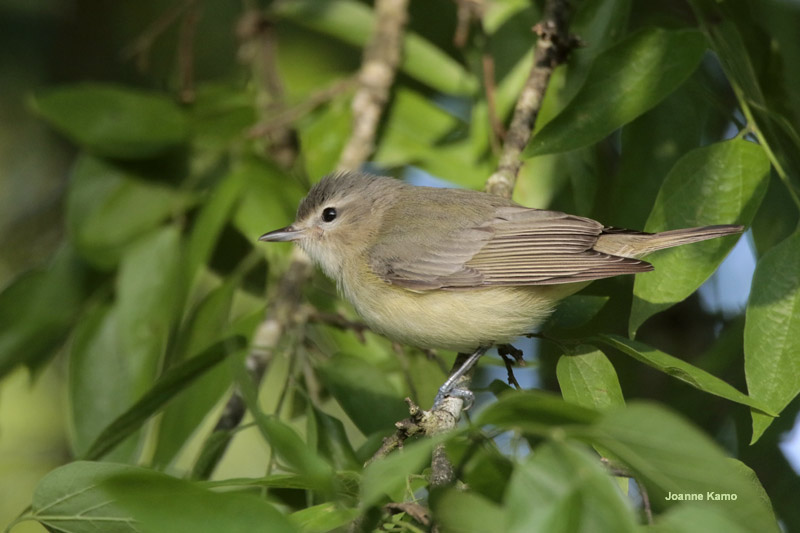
[259,171,743,407]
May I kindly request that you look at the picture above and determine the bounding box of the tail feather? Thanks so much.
[594,225,744,258]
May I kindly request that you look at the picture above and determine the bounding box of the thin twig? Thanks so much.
[599,457,653,524]
[498,344,525,390]
[383,502,432,527]
[485,0,578,198]
[248,77,357,138]
[177,0,200,103]
[121,0,193,71]
[482,53,505,153]
[337,0,410,171]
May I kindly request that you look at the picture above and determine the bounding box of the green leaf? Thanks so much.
[544,295,609,331]
[30,461,143,533]
[289,503,359,533]
[317,353,409,436]
[31,83,188,158]
[69,227,183,460]
[649,503,752,533]
[151,282,239,468]
[361,435,446,509]
[83,337,245,461]
[232,156,305,241]
[66,155,186,269]
[235,366,335,492]
[273,0,477,96]
[0,246,88,379]
[308,406,361,471]
[504,441,638,533]
[594,335,775,415]
[587,403,780,532]
[557,346,625,410]
[185,172,246,285]
[630,139,770,334]
[432,489,505,533]
[525,28,706,156]
[476,390,600,433]
[103,469,296,533]
[745,229,800,442]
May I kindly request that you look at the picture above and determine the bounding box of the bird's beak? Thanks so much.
[258,225,305,242]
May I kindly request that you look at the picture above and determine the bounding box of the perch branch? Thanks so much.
[485,0,578,198]
[422,0,576,490]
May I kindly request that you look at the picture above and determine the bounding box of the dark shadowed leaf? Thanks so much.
[0,246,88,379]
[31,83,188,158]
[308,406,361,471]
[525,28,706,156]
[504,441,638,533]
[745,230,800,442]
[545,295,609,331]
[593,335,774,414]
[630,140,769,335]
[317,353,409,436]
[557,346,625,410]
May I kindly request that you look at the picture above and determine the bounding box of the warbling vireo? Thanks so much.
[260,171,743,406]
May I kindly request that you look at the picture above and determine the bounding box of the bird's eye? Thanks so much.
[321,207,337,222]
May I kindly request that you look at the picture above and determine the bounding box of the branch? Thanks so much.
[485,0,577,198]
[422,0,576,489]
[337,0,410,171]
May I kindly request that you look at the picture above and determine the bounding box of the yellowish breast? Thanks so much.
[340,259,584,352]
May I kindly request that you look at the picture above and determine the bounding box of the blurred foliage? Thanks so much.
[1,0,799,531]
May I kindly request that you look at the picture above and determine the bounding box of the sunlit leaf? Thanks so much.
[274,0,477,95]
[433,489,504,533]
[745,229,800,442]
[525,28,706,156]
[593,335,774,414]
[630,140,769,335]
[504,441,638,533]
[557,346,624,410]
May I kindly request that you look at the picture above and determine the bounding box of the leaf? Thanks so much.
[593,335,775,414]
[504,441,638,533]
[151,282,239,468]
[30,461,143,533]
[475,390,600,433]
[273,0,477,96]
[361,435,447,509]
[649,503,753,533]
[103,468,296,533]
[185,172,246,285]
[744,229,800,442]
[544,295,609,331]
[234,366,335,492]
[525,28,706,156]
[0,246,88,379]
[308,406,361,471]
[66,155,186,269]
[629,139,770,335]
[317,353,409,436]
[69,227,183,460]
[232,156,305,240]
[31,83,188,158]
[557,346,625,410]
[289,503,359,533]
[432,489,505,533]
[83,337,245,461]
[587,403,780,532]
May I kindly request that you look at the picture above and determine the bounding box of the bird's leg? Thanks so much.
[433,346,489,409]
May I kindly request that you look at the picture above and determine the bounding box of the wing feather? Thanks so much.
[369,196,652,290]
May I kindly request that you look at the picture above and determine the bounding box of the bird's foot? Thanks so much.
[432,386,475,411]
